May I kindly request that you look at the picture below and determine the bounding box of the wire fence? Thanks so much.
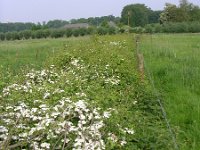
[135,34,179,150]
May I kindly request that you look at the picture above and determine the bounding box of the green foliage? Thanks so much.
[71,15,120,26]
[65,29,73,37]
[0,22,34,33]
[5,32,12,40]
[0,26,118,41]
[35,30,44,39]
[121,4,151,27]
[0,35,174,149]
[0,15,120,33]
[46,20,69,28]
[144,22,200,33]
[0,33,5,41]
[160,1,200,23]
[50,30,65,38]
[148,11,162,24]
[121,4,161,27]
[108,27,116,35]
[97,27,108,35]
[72,29,80,37]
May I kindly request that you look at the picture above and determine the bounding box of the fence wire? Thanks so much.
[135,34,179,150]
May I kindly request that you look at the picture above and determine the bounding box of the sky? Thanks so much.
[0,0,200,23]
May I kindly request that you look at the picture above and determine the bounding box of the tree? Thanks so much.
[148,11,162,24]
[160,1,200,23]
[160,3,179,23]
[46,20,69,28]
[189,5,200,21]
[121,4,151,27]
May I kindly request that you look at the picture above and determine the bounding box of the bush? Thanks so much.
[5,32,12,40]
[35,30,44,39]
[0,33,5,41]
[79,28,88,36]
[65,29,73,37]
[51,30,65,38]
[42,30,51,38]
[22,30,31,39]
[130,27,145,33]
[12,32,21,40]
[97,27,108,35]
[31,31,36,39]
[144,22,200,33]
[87,27,96,35]
[188,22,200,33]
[154,24,162,33]
[144,24,153,33]
[108,27,116,35]
[72,29,80,37]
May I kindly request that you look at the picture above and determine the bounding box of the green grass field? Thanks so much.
[0,35,173,149]
[0,38,68,71]
[140,34,200,149]
[0,37,85,90]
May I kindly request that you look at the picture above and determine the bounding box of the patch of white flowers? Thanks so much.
[0,58,134,149]
[105,76,120,85]
[109,40,126,48]
[0,98,115,149]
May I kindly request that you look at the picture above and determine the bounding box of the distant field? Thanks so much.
[0,38,68,72]
[0,37,85,89]
[140,34,200,149]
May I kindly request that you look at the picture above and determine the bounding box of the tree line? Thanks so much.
[121,0,200,33]
[0,26,121,41]
[0,0,200,40]
[0,15,120,33]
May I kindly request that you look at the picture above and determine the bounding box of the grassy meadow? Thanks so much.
[0,35,173,149]
[0,37,80,90]
[140,34,200,149]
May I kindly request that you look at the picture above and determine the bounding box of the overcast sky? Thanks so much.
[0,0,200,23]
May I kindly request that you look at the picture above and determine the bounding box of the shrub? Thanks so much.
[145,22,200,33]
[0,33,5,41]
[87,27,96,35]
[42,30,51,38]
[5,32,12,40]
[97,27,108,35]
[130,27,144,33]
[35,30,44,39]
[22,30,32,39]
[79,28,88,36]
[144,24,153,33]
[65,29,73,37]
[72,29,80,37]
[188,22,200,33]
[51,30,65,38]
[108,27,116,35]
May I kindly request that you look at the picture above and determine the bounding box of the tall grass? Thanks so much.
[140,33,200,149]
[0,38,69,72]
[0,38,77,90]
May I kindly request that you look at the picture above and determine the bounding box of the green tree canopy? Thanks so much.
[121,4,151,27]
[160,0,200,23]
